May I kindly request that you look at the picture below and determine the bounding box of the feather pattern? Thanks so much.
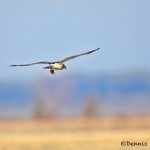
[58,48,100,63]
[10,48,100,74]
[10,61,55,67]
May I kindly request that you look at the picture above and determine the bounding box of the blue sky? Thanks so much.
[0,0,150,80]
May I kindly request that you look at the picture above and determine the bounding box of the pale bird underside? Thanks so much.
[10,48,100,75]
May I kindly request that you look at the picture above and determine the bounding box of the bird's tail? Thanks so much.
[43,66,51,69]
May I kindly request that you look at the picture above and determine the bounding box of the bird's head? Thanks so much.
[63,64,67,69]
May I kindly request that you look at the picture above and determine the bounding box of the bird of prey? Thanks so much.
[10,48,100,74]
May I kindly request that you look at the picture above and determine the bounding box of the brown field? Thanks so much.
[0,117,150,150]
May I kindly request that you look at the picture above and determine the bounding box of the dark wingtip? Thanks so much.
[95,48,100,50]
[10,65,16,67]
[89,48,100,54]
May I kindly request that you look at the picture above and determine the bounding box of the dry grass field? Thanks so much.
[0,117,150,150]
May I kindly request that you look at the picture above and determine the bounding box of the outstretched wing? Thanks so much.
[10,48,100,67]
[58,48,100,63]
[10,61,55,67]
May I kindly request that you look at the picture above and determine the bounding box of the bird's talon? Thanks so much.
[50,69,55,74]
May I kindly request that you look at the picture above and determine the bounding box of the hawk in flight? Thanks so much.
[10,48,100,74]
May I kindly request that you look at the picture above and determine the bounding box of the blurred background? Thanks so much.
[0,0,150,149]
[0,0,150,120]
